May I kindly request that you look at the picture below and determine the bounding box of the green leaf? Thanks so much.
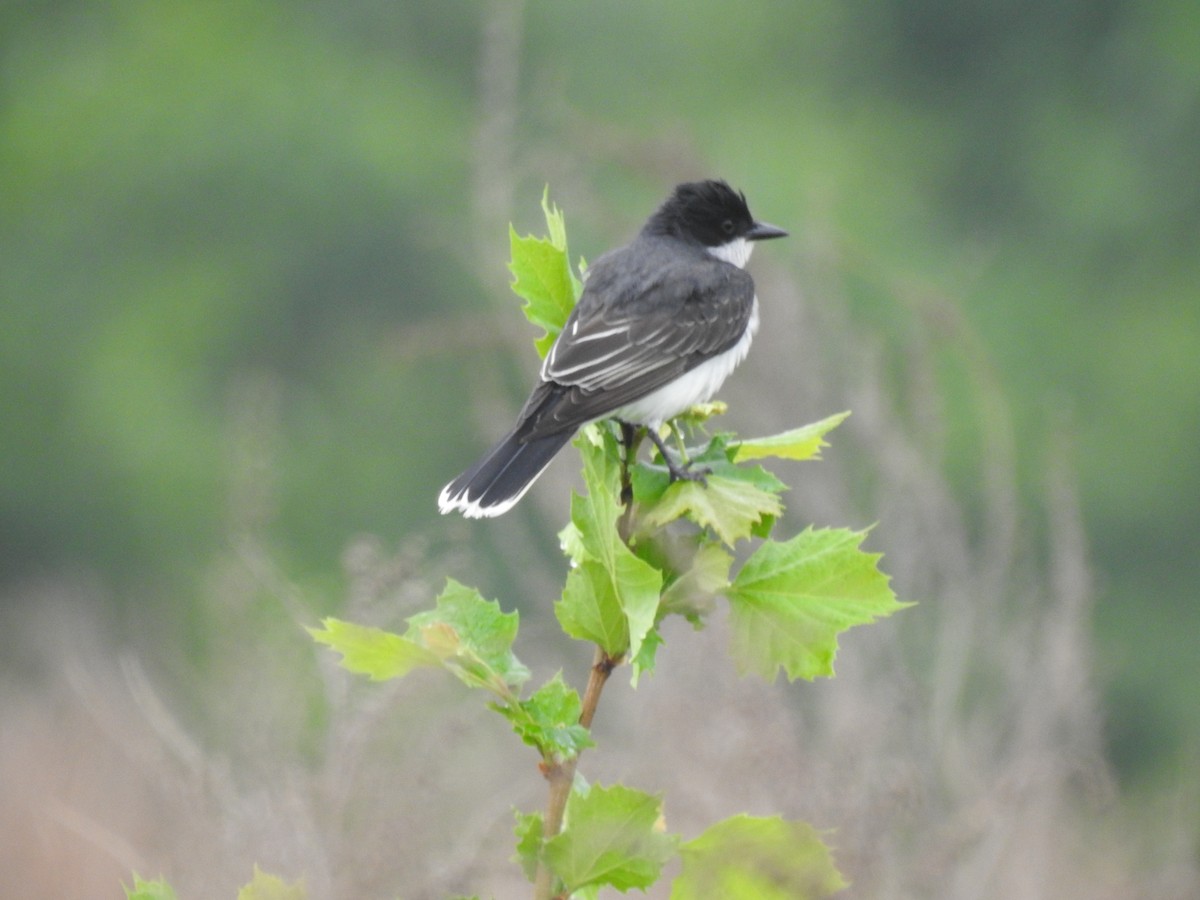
[571,427,633,561]
[558,559,633,655]
[558,520,587,566]
[124,875,178,900]
[630,531,731,628]
[543,784,678,894]
[514,810,544,883]
[659,540,733,624]
[237,866,307,900]
[670,400,728,429]
[556,428,662,670]
[725,528,909,681]
[310,579,530,700]
[308,618,441,682]
[637,458,785,549]
[509,188,582,358]
[407,578,531,697]
[731,411,851,462]
[670,815,847,900]
[633,433,787,546]
[628,623,664,685]
[496,673,594,760]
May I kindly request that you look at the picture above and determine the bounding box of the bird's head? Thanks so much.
[645,179,787,267]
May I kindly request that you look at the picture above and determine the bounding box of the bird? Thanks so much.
[438,179,787,518]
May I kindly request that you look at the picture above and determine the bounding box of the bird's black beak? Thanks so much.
[747,221,788,241]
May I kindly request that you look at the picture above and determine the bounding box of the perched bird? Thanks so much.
[438,179,787,518]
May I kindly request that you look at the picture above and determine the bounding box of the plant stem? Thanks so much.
[580,645,619,729]
[533,646,620,900]
[534,425,636,899]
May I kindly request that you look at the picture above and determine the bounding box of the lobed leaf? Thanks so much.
[407,578,530,695]
[725,528,909,681]
[670,815,846,900]
[509,189,582,358]
[310,579,530,699]
[634,435,786,547]
[543,784,678,894]
[496,673,594,760]
[308,618,440,682]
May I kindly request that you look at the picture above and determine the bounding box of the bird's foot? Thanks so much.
[641,425,710,486]
[665,456,711,486]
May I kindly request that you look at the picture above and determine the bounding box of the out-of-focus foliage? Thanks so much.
[0,2,477,590]
[1,0,1197,787]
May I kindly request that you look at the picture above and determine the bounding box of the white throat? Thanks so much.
[706,236,753,268]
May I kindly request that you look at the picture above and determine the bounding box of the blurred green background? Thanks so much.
[2,0,1197,830]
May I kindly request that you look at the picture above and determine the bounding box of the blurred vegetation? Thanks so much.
[2,0,1197,796]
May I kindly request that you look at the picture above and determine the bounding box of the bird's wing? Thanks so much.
[515,253,755,438]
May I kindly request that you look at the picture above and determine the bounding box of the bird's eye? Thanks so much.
[721,219,735,235]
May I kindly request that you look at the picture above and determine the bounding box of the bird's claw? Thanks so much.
[666,459,711,486]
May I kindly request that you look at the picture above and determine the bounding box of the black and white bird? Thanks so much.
[438,179,787,518]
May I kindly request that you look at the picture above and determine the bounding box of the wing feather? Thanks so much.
[519,243,755,440]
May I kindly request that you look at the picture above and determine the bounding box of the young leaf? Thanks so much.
[730,411,851,462]
[407,578,531,697]
[670,400,728,430]
[236,866,307,900]
[509,189,582,358]
[725,527,908,681]
[308,618,441,682]
[310,579,531,700]
[670,815,846,900]
[571,427,635,560]
[543,784,678,894]
[495,673,594,760]
[557,427,662,668]
[658,539,733,625]
[124,876,178,900]
[632,433,787,546]
[514,810,544,883]
[637,463,785,549]
[557,559,634,656]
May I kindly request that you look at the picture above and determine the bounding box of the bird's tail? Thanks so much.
[438,428,575,518]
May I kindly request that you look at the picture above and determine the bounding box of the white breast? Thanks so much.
[613,297,759,428]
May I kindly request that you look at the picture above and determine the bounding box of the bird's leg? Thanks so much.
[619,421,639,459]
[617,421,643,506]
[645,426,710,485]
